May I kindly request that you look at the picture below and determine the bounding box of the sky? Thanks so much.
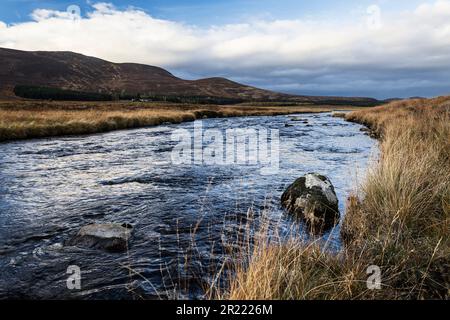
[1,0,450,99]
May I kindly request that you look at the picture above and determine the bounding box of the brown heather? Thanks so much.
[0,100,361,142]
[219,96,450,300]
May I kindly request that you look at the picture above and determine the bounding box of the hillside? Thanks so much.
[0,47,380,105]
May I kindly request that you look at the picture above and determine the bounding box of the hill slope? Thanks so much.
[0,47,380,105]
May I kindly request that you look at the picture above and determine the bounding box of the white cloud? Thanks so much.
[1,1,450,98]
[30,9,73,22]
[90,2,117,15]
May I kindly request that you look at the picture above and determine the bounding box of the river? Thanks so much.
[0,112,377,299]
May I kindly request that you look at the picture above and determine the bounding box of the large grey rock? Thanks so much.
[281,173,340,232]
[67,223,132,253]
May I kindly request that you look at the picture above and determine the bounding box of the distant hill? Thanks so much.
[0,47,381,105]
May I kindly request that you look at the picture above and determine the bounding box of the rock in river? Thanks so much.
[67,223,133,253]
[281,173,340,232]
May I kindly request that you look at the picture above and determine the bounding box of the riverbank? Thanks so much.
[0,100,364,142]
[221,96,449,299]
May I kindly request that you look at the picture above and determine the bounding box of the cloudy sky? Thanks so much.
[1,0,450,99]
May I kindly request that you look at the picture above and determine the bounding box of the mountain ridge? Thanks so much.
[0,47,381,105]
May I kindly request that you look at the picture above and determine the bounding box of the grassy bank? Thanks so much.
[220,97,449,300]
[0,100,362,142]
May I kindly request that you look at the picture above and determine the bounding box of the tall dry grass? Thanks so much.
[0,100,362,142]
[221,96,450,300]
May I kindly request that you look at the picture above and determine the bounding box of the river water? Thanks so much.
[0,112,376,299]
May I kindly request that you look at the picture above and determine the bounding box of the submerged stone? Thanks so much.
[67,223,133,253]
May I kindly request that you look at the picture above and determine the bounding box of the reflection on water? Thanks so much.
[0,113,377,299]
